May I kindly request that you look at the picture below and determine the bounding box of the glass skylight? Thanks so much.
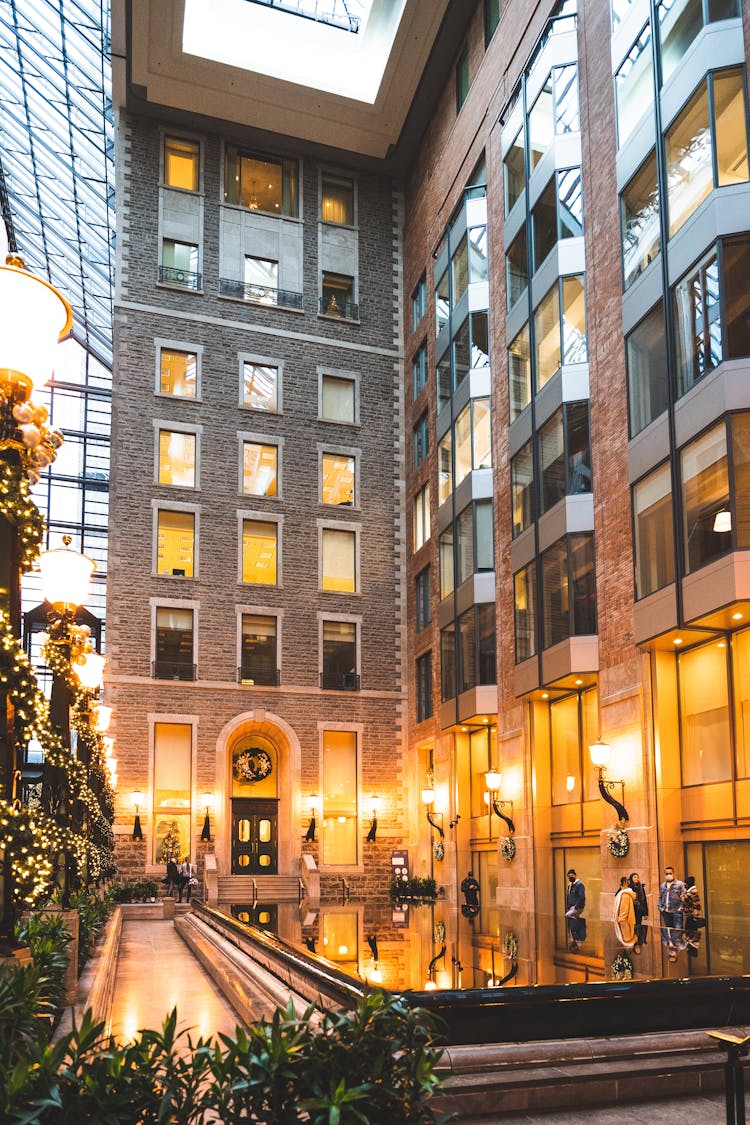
[245,0,372,34]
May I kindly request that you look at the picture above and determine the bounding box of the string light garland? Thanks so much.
[0,459,44,570]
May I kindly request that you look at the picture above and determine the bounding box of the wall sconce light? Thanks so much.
[131,790,144,841]
[484,769,515,834]
[421,768,444,838]
[714,508,732,533]
[589,739,629,822]
[366,795,380,843]
[424,943,446,991]
[365,932,383,981]
[200,792,214,842]
[305,794,320,842]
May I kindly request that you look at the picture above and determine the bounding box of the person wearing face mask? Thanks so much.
[565,868,586,951]
[628,872,649,953]
[657,865,686,962]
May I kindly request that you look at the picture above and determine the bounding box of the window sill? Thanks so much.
[220,202,302,223]
[317,417,361,428]
[217,294,305,315]
[152,572,198,580]
[154,391,203,404]
[156,282,204,296]
[318,313,361,326]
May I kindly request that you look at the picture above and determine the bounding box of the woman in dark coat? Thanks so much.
[628,872,648,953]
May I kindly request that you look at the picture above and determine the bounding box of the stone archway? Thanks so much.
[215,708,301,877]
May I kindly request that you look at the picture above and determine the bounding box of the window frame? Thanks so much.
[318,615,362,692]
[162,132,202,194]
[154,420,202,490]
[416,565,432,632]
[155,338,202,401]
[320,168,357,227]
[222,142,300,218]
[150,598,199,680]
[238,431,283,499]
[152,501,200,579]
[318,520,361,594]
[236,605,283,686]
[416,650,434,722]
[414,483,431,551]
[412,275,427,331]
[318,366,360,426]
[149,715,198,866]
[239,352,283,414]
[318,444,360,509]
[238,510,283,587]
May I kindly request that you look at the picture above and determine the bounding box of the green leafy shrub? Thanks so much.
[67,889,113,971]
[110,879,159,904]
[14,913,72,1009]
[3,992,445,1123]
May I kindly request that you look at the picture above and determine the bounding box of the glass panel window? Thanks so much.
[413,413,429,468]
[724,235,750,360]
[322,452,355,506]
[322,273,355,317]
[633,464,675,598]
[681,423,730,573]
[456,505,474,585]
[733,627,750,779]
[153,723,191,863]
[162,240,199,285]
[571,534,597,635]
[413,343,427,398]
[615,26,653,147]
[478,603,496,684]
[476,499,494,571]
[321,528,356,592]
[158,430,196,488]
[473,398,492,469]
[551,694,580,805]
[439,527,454,600]
[680,642,731,784]
[673,247,721,397]
[542,534,596,649]
[535,284,561,388]
[412,275,427,331]
[157,509,194,577]
[732,413,750,548]
[437,352,452,412]
[714,69,749,186]
[511,440,534,538]
[514,563,536,662]
[459,606,476,692]
[435,269,450,336]
[438,431,452,505]
[321,374,356,423]
[416,566,431,631]
[456,45,470,112]
[453,319,471,391]
[452,234,469,306]
[506,225,528,309]
[469,227,489,282]
[470,311,490,367]
[441,622,456,701]
[160,348,197,398]
[509,324,531,420]
[243,363,279,412]
[243,442,278,497]
[245,256,278,300]
[542,539,568,649]
[540,410,565,512]
[240,614,277,684]
[659,0,703,84]
[504,130,526,213]
[621,152,660,288]
[224,146,298,216]
[414,484,430,550]
[322,622,357,690]
[164,136,199,191]
[416,651,433,722]
[485,0,500,44]
[562,275,587,366]
[455,402,472,486]
[558,167,584,239]
[627,303,668,435]
[321,173,354,225]
[322,730,357,865]
[529,75,553,169]
[155,609,194,678]
[532,178,557,271]
[242,519,278,585]
[666,79,712,235]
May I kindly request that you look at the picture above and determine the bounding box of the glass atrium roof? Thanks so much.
[245,0,371,33]
[0,0,115,366]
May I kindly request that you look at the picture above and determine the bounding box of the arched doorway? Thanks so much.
[230,734,278,874]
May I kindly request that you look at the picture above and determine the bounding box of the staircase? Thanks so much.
[216,875,302,903]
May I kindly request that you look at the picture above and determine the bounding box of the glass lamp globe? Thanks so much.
[371,795,381,814]
[39,538,95,611]
[73,650,107,690]
[421,786,435,805]
[0,258,73,396]
[131,790,144,808]
[309,794,320,812]
[424,978,437,991]
[94,704,112,733]
[589,739,611,769]
[202,792,215,809]
[485,769,502,791]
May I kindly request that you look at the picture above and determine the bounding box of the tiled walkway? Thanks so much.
[465,1092,733,1123]
[108,918,240,1043]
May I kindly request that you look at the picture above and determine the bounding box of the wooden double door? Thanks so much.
[231,798,278,874]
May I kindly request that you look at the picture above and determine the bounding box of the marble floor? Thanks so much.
[108,918,240,1044]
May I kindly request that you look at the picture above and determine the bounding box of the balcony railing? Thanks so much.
[320,671,360,691]
[238,666,281,686]
[159,265,202,290]
[153,660,197,681]
[219,278,303,309]
[319,295,359,320]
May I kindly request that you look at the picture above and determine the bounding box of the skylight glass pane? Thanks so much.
[244,0,372,33]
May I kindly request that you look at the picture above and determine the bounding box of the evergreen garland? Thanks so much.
[0,460,44,571]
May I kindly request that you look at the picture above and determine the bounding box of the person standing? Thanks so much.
[657,865,686,962]
[628,872,648,953]
[565,869,586,951]
[165,857,179,897]
[614,875,637,949]
[682,875,706,958]
[178,855,195,903]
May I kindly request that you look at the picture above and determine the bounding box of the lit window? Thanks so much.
[242,362,279,412]
[156,510,195,577]
[321,373,357,423]
[534,275,587,390]
[164,136,199,191]
[322,453,356,506]
[155,609,195,681]
[658,0,741,86]
[322,273,355,318]
[159,348,197,398]
[158,430,196,488]
[161,240,199,288]
[153,723,192,863]
[321,527,357,591]
[679,641,731,784]
[224,146,298,215]
[245,256,278,303]
[438,431,452,505]
[508,324,531,421]
[511,441,534,539]
[620,152,660,288]
[242,519,278,585]
[504,130,525,215]
[439,526,454,600]
[414,483,430,550]
[681,423,729,574]
[322,730,358,863]
[321,173,354,224]
[550,689,598,805]
[242,442,278,497]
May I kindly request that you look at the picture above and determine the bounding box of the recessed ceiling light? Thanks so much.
[541,692,549,700]
[717,641,727,649]
[674,638,683,645]
[732,612,743,621]
[575,678,583,686]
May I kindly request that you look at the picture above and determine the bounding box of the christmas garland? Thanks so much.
[432,839,445,862]
[612,952,634,980]
[0,460,44,571]
[607,823,630,858]
[502,930,519,961]
[500,835,516,862]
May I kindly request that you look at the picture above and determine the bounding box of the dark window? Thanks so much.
[471,311,490,367]
[514,563,537,663]
[416,566,431,631]
[627,303,668,436]
[413,412,429,467]
[506,225,528,309]
[441,622,456,701]
[456,46,470,112]
[722,234,750,360]
[413,343,427,398]
[484,0,501,43]
[540,402,592,513]
[458,604,496,693]
[412,275,427,330]
[541,534,596,649]
[633,463,675,599]
[155,607,195,680]
[532,179,557,270]
[504,130,525,214]
[511,440,534,538]
[416,651,433,722]
[321,620,359,690]
[321,272,356,319]
[437,351,452,412]
[453,319,471,391]
[240,614,278,685]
